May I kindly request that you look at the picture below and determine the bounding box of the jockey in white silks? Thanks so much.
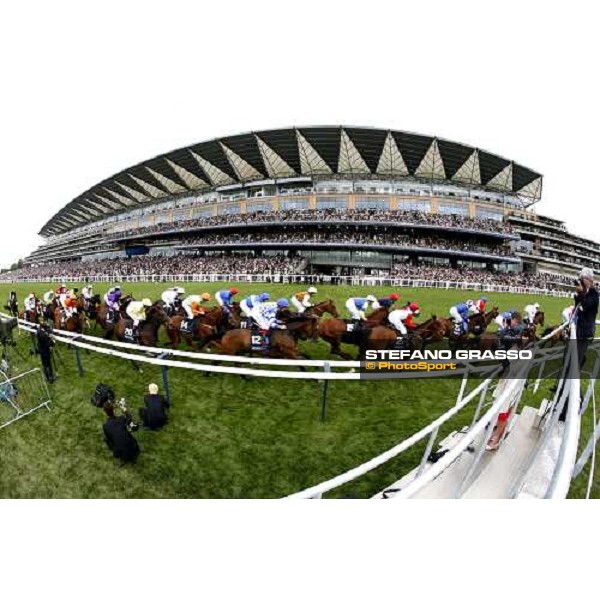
[345,295,379,321]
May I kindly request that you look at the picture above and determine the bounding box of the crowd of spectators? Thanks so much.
[177,227,512,256]
[1,252,576,291]
[389,264,574,289]
[108,208,513,240]
[2,254,304,280]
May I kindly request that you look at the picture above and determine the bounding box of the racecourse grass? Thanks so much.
[1,282,598,498]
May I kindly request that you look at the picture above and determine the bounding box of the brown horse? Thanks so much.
[317,306,390,359]
[166,306,230,349]
[208,328,302,359]
[97,295,133,338]
[306,299,340,318]
[53,305,85,333]
[114,302,169,347]
[20,303,43,324]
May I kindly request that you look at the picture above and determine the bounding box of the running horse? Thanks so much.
[53,300,85,333]
[96,295,133,338]
[166,306,232,350]
[20,302,44,325]
[208,327,303,359]
[317,306,391,360]
[114,301,169,347]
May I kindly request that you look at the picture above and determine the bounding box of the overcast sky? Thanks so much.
[1,2,598,270]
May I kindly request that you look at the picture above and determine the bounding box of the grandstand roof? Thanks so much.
[40,126,543,236]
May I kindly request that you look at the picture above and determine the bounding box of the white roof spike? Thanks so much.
[338,129,370,174]
[166,159,209,191]
[146,167,187,194]
[115,181,148,203]
[191,150,235,186]
[103,187,136,207]
[220,142,263,181]
[95,192,125,210]
[415,139,446,180]
[487,163,513,192]
[129,174,167,199]
[255,135,296,178]
[517,176,542,199]
[452,150,481,185]
[376,132,409,176]
[296,130,332,175]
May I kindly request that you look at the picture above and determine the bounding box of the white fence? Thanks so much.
[6,312,593,498]
[0,273,572,297]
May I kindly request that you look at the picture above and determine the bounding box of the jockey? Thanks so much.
[291,287,317,314]
[523,302,540,325]
[255,298,289,332]
[345,295,379,321]
[182,293,211,320]
[81,284,94,301]
[42,290,55,305]
[56,284,68,297]
[215,287,239,314]
[24,292,37,312]
[495,310,514,333]
[61,291,78,319]
[161,286,185,314]
[466,296,488,316]
[561,305,575,325]
[449,302,470,335]
[126,298,152,332]
[104,286,122,318]
[240,292,270,322]
[377,293,400,309]
[388,302,420,336]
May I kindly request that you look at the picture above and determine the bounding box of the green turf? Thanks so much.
[1,281,597,498]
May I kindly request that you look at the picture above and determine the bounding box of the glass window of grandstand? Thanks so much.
[217,203,241,215]
[355,197,390,210]
[246,200,274,214]
[192,207,212,219]
[316,197,348,210]
[475,206,503,221]
[438,201,469,217]
[155,212,172,225]
[280,199,309,210]
[397,199,431,213]
[173,209,189,222]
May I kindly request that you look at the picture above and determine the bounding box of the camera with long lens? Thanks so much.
[0,317,18,346]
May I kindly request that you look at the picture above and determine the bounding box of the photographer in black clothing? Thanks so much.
[103,401,140,463]
[139,383,169,430]
[36,323,56,383]
[559,267,599,421]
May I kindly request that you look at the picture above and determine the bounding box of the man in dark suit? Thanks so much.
[559,267,599,421]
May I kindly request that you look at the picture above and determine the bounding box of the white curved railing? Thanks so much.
[7,311,591,497]
[288,323,582,499]
[0,273,572,297]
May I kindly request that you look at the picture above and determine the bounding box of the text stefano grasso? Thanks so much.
[364,349,533,361]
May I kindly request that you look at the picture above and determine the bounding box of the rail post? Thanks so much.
[72,336,84,377]
[158,352,171,404]
[320,362,331,422]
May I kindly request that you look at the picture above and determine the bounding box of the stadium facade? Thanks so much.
[20,127,600,284]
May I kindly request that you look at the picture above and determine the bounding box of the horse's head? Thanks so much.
[147,302,169,325]
[312,299,339,318]
[535,311,545,325]
[486,306,499,322]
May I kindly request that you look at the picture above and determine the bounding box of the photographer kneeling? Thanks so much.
[139,383,169,430]
[103,401,140,463]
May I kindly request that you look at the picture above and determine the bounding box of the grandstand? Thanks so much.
[5,126,599,285]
